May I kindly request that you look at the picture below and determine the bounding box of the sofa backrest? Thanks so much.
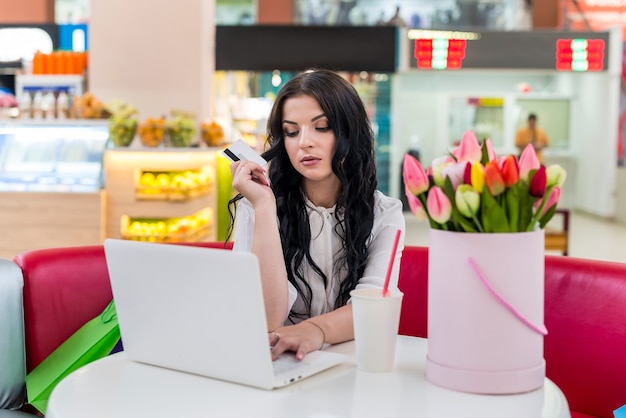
[397,246,429,338]
[14,246,113,372]
[544,255,626,418]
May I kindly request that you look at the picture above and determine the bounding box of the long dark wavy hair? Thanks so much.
[228,69,378,322]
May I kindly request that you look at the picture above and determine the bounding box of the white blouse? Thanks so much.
[233,191,405,323]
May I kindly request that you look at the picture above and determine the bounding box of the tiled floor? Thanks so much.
[404,210,626,264]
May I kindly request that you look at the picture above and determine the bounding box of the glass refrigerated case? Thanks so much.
[0,120,109,192]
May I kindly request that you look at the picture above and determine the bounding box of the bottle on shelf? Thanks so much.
[57,92,69,120]
[32,91,44,119]
[43,92,56,119]
[19,92,32,119]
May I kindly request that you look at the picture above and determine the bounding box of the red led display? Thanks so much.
[556,38,604,72]
[414,39,467,70]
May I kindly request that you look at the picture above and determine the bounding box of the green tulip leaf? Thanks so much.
[442,176,456,202]
[452,210,478,232]
[538,204,558,229]
[480,140,490,165]
[505,184,521,232]
[481,188,510,233]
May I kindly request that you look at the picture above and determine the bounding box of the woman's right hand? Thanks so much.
[230,160,273,206]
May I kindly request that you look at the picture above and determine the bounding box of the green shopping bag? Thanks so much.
[26,300,120,414]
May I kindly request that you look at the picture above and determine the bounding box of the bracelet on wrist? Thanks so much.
[304,320,326,350]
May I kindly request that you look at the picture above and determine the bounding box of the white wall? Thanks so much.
[89,0,215,122]
[569,72,619,217]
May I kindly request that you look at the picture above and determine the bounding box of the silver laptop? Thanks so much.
[103,239,347,389]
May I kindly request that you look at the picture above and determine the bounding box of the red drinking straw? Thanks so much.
[382,229,402,297]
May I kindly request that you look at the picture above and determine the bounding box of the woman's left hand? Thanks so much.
[269,321,325,361]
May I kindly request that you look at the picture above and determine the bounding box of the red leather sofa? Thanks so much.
[9,243,626,418]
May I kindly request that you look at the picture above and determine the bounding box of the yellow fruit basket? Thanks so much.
[120,208,213,243]
[134,168,214,201]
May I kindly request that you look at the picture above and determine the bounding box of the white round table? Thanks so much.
[46,336,570,418]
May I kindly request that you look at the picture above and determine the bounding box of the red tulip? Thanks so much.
[529,166,547,198]
[463,161,471,184]
[484,161,506,196]
[403,154,429,196]
[499,155,519,187]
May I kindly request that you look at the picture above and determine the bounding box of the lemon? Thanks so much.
[140,172,155,186]
[156,173,170,187]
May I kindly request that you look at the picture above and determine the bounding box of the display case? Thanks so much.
[104,148,219,243]
[0,120,109,259]
[0,120,108,191]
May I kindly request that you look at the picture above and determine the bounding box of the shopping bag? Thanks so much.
[26,300,120,414]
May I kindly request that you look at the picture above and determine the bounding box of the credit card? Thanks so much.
[223,139,267,167]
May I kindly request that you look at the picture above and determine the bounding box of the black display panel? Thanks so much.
[0,23,59,72]
[407,30,611,71]
[216,25,397,72]
[0,23,59,49]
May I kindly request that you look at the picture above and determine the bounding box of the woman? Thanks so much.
[228,69,405,360]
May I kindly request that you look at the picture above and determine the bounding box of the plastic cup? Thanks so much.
[350,288,404,372]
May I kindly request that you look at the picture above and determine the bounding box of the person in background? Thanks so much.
[515,113,550,163]
[228,69,405,360]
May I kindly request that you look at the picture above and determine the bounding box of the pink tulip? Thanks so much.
[484,138,497,161]
[535,186,561,216]
[426,186,452,224]
[518,144,541,182]
[441,161,467,190]
[403,154,429,195]
[529,166,547,198]
[452,130,482,162]
[499,155,519,187]
[404,185,428,220]
[484,161,506,196]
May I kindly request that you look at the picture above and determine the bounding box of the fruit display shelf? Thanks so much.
[120,208,213,243]
[134,169,215,202]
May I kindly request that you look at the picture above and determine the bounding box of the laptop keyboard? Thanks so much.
[272,354,303,375]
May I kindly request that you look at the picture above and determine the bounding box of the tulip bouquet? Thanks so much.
[403,130,566,233]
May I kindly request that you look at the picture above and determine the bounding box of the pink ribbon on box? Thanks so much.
[468,257,548,336]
